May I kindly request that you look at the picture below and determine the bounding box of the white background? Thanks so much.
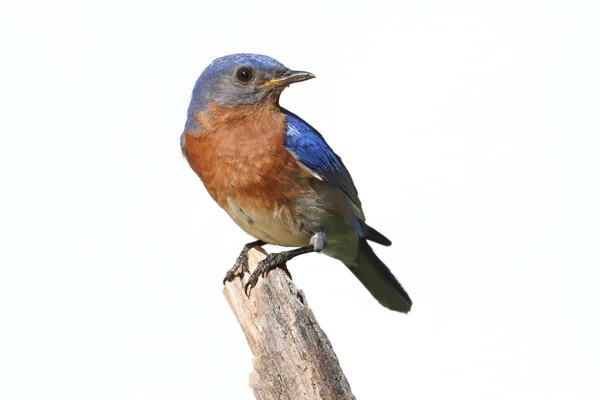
[1,1,599,399]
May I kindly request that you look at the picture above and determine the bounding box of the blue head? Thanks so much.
[185,53,314,131]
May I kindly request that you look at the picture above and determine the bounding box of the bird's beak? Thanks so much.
[261,70,315,88]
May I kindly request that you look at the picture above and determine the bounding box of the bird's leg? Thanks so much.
[223,240,265,284]
[244,232,327,296]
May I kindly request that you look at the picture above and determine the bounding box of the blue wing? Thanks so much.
[283,110,392,246]
[283,110,361,209]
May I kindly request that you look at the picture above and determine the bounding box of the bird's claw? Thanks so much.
[223,251,250,284]
[243,253,290,297]
[223,240,265,285]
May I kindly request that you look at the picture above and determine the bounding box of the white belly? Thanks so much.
[223,183,360,263]
[225,196,312,247]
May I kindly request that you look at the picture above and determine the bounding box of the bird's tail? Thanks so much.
[344,239,412,313]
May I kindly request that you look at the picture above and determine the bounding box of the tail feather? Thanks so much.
[364,224,392,246]
[344,239,412,313]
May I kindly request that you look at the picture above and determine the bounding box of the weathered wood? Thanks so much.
[223,247,355,400]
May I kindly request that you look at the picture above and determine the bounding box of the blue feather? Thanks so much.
[283,109,361,209]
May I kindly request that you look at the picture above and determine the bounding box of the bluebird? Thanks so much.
[181,54,412,313]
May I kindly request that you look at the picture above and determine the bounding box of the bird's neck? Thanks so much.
[185,93,282,135]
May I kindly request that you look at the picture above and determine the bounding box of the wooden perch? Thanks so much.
[223,246,355,400]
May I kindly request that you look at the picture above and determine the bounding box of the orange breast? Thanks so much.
[182,102,313,219]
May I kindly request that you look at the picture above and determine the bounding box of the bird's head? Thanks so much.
[185,54,314,130]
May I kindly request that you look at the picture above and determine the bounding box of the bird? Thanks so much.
[180,53,412,313]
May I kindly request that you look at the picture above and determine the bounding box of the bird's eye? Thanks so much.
[236,67,253,83]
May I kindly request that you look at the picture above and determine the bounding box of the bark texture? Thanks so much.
[223,246,355,400]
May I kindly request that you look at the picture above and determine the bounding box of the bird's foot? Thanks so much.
[223,240,265,284]
[244,252,293,297]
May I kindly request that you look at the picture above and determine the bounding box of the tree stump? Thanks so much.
[223,246,355,400]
